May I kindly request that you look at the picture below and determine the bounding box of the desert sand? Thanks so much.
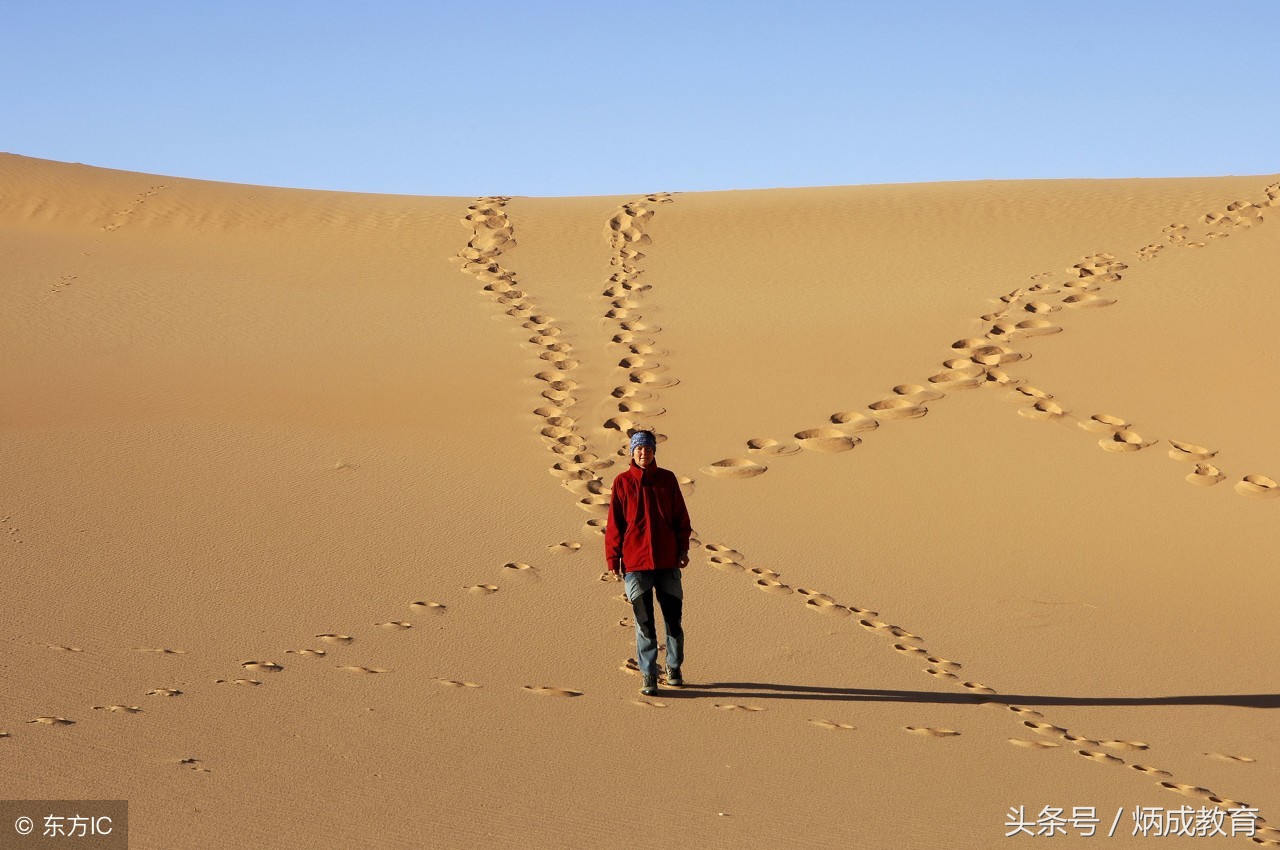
[2,153,1278,848]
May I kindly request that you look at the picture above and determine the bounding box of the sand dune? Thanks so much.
[2,153,1278,848]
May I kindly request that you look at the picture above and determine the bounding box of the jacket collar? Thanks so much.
[629,460,659,478]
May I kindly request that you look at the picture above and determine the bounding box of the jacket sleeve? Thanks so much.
[669,474,692,557]
[604,477,627,569]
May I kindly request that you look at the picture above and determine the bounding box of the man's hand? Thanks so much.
[677,553,690,568]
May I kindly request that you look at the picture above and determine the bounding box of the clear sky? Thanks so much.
[4,1,1277,197]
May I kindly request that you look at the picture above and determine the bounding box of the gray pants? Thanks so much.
[624,569,684,678]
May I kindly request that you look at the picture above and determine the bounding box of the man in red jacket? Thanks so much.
[606,430,692,697]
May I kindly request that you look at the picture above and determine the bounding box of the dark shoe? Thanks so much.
[641,675,659,697]
[665,668,684,688]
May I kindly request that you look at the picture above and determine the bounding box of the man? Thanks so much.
[605,430,692,697]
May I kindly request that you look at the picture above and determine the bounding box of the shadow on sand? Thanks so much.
[657,682,1279,709]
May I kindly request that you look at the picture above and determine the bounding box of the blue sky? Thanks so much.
[4,1,1277,197]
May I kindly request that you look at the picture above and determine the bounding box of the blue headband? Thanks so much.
[630,431,656,451]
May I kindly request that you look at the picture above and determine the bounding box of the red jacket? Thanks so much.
[605,461,692,572]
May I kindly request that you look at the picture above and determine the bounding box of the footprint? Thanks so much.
[522,686,583,697]
[1024,721,1069,736]
[868,398,927,420]
[1235,475,1280,499]
[502,562,537,576]
[804,598,851,618]
[1101,740,1149,751]
[1014,319,1062,336]
[1079,414,1128,433]
[179,757,211,773]
[1204,752,1256,763]
[146,688,183,697]
[466,584,500,594]
[1167,440,1216,461]
[1078,750,1125,765]
[375,621,413,630]
[337,665,390,674]
[984,369,1021,387]
[632,699,667,708]
[961,682,996,695]
[828,411,880,432]
[549,541,581,553]
[892,384,944,402]
[285,649,328,657]
[1024,300,1060,314]
[1159,781,1216,800]
[754,578,792,595]
[794,428,859,453]
[709,557,745,573]
[904,726,960,737]
[1254,826,1280,844]
[1186,464,1225,486]
[859,620,922,641]
[928,368,984,390]
[1007,706,1042,719]
[317,634,354,644]
[703,458,767,478]
[714,704,765,712]
[215,678,262,686]
[435,678,482,689]
[1099,430,1149,452]
[968,344,1027,367]
[745,438,801,456]
[926,668,959,681]
[29,717,75,726]
[809,719,855,730]
[1130,764,1173,778]
[1018,400,1067,421]
[241,660,284,673]
[1009,739,1061,749]
[1062,293,1116,309]
[136,647,186,654]
[93,705,142,714]
[46,644,83,652]
[409,601,447,613]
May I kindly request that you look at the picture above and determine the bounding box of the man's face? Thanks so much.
[632,444,655,467]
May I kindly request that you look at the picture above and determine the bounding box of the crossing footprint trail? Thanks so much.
[704,180,1280,501]
[691,180,1280,844]
[446,189,1278,841]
